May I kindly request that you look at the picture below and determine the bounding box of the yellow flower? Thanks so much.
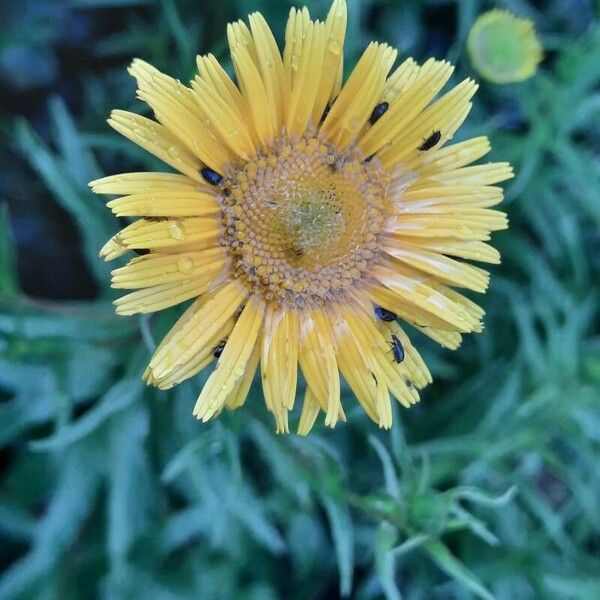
[468,9,543,84]
[90,0,513,434]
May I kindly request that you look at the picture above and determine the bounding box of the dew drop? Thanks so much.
[168,221,185,240]
[328,39,341,55]
[177,256,194,273]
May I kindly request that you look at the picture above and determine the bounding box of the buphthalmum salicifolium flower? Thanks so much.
[90,0,513,434]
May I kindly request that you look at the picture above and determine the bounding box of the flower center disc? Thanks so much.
[219,135,390,307]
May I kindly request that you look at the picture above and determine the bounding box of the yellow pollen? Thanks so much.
[218,135,391,308]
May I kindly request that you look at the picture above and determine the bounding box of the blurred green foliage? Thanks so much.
[1,0,599,598]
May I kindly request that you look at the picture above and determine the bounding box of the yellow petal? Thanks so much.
[297,388,321,436]
[321,42,398,149]
[108,111,202,182]
[372,261,482,333]
[111,248,226,289]
[128,59,232,171]
[100,217,220,257]
[228,21,276,145]
[395,238,501,264]
[383,243,490,293]
[298,308,344,427]
[89,172,201,195]
[147,280,248,382]
[358,59,454,158]
[310,0,347,123]
[286,21,327,139]
[328,307,388,426]
[114,274,223,316]
[261,306,299,433]
[383,58,419,103]
[106,191,220,218]
[225,339,260,410]
[194,294,265,421]
[249,12,287,127]
[379,79,478,168]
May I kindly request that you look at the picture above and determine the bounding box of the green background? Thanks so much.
[1,0,599,598]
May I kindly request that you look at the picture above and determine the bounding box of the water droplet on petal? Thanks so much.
[177,256,194,273]
[168,221,184,240]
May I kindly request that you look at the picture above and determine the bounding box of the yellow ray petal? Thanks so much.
[228,21,276,145]
[194,295,265,422]
[114,273,223,316]
[106,191,220,218]
[341,304,417,411]
[358,59,454,158]
[415,324,463,350]
[383,58,419,103]
[108,111,202,182]
[89,172,202,195]
[196,53,250,124]
[286,21,327,139]
[298,308,344,427]
[225,339,260,410]
[328,307,390,427]
[413,162,514,189]
[403,136,491,174]
[111,248,226,289]
[128,59,232,171]
[321,42,398,149]
[372,262,482,333]
[147,280,248,382]
[297,387,322,436]
[100,217,220,258]
[249,12,287,127]
[364,281,459,332]
[311,0,347,123]
[190,76,257,161]
[283,7,311,92]
[261,306,299,433]
[383,242,490,293]
[395,238,501,264]
[379,79,478,168]
[396,184,505,208]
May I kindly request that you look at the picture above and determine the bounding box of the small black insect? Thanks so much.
[133,248,150,256]
[364,153,376,163]
[374,305,397,322]
[418,130,441,151]
[201,167,223,185]
[213,340,226,359]
[390,334,405,363]
[369,101,389,125]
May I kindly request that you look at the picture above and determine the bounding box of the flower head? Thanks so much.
[468,9,543,84]
[91,0,513,434]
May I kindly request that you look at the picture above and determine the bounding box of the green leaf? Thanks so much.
[0,204,19,298]
[423,539,496,600]
[29,378,142,452]
[14,118,116,287]
[321,495,354,597]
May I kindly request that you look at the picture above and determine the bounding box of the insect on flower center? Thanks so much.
[217,135,391,307]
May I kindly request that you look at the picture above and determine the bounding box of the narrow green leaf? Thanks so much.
[29,378,142,451]
[322,495,354,597]
[424,539,496,600]
[0,204,19,298]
